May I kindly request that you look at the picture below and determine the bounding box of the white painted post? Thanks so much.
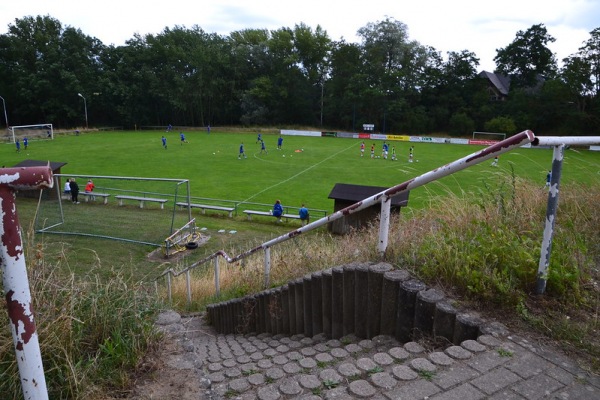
[185,270,192,305]
[1,166,53,399]
[214,257,220,297]
[378,195,391,257]
[264,247,271,288]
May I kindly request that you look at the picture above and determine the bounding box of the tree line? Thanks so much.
[0,15,598,135]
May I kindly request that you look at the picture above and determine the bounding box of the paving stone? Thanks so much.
[429,351,455,366]
[477,335,502,347]
[250,352,265,361]
[315,352,335,364]
[224,367,242,378]
[257,333,271,339]
[288,340,302,349]
[462,339,487,353]
[255,342,269,350]
[432,365,481,390]
[272,354,289,365]
[247,372,266,386]
[359,339,375,349]
[345,343,363,354]
[384,379,441,399]
[229,377,251,393]
[301,347,317,356]
[237,355,252,364]
[299,357,317,369]
[240,363,258,374]
[268,340,280,347]
[349,379,377,398]
[287,351,303,361]
[446,345,473,360]
[389,346,410,361]
[404,341,425,354]
[373,352,394,366]
[207,371,226,383]
[265,367,285,380]
[392,365,419,381]
[330,347,349,359]
[298,374,321,389]
[298,395,322,400]
[223,358,237,368]
[468,350,511,373]
[283,361,302,374]
[275,345,290,353]
[471,367,521,395]
[370,371,397,389]
[356,357,378,371]
[300,337,314,345]
[319,368,342,384]
[323,386,349,399]
[429,382,486,400]
[326,339,342,348]
[279,337,291,344]
[337,362,361,377]
[243,344,258,353]
[279,377,303,395]
[511,372,565,399]
[505,352,552,379]
[410,357,437,374]
[258,359,273,369]
[314,343,329,352]
[257,384,281,400]
[264,348,278,357]
[544,366,576,386]
[208,362,223,372]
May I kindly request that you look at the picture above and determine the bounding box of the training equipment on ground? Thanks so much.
[7,124,54,143]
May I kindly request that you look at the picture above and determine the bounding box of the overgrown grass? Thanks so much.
[0,229,163,399]
[168,174,599,371]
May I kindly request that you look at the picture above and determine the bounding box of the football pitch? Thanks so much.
[3,129,600,212]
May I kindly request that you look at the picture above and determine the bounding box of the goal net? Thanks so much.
[472,131,506,141]
[7,124,54,143]
[34,174,196,249]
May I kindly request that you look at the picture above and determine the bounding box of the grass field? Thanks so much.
[3,129,600,214]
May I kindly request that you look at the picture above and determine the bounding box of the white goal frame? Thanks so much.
[8,123,54,143]
[472,131,506,141]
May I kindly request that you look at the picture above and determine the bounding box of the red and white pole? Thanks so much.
[1,166,53,399]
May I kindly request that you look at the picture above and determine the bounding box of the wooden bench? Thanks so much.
[115,195,168,209]
[80,192,111,204]
[243,210,302,222]
[176,202,235,217]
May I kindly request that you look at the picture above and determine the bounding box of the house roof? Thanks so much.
[479,71,511,96]
[328,183,409,207]
[11,159,67,171]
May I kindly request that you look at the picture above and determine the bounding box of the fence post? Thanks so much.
[264,247,271,288]
[536,144,564,294]
[185,270,192,306]
[1,166,53,400]
[214,257,220,297]
[377,195,391,257]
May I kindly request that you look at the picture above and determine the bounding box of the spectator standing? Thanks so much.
[70,178,80,204]
[63,179,71,196]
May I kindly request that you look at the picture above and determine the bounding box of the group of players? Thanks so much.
[360,141,415,162]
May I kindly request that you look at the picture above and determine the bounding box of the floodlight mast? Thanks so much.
[78,93,88,129]
[0,95,8,131]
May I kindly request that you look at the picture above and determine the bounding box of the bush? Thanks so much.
[484,116,517,135]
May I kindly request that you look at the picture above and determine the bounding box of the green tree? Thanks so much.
[494,24,557,87]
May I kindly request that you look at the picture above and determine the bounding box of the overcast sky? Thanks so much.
[1,0,599,72]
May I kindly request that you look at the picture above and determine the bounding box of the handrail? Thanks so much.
[157,130,537,302]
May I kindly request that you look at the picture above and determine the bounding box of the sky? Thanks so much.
[1,0,599,72]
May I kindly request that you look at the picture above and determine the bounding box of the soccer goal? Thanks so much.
[472,131,506,141]
[8,124,54,143]
[34,174,195,248]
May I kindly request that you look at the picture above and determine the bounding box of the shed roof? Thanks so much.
[11,159,67,171]
[328,183,409,207]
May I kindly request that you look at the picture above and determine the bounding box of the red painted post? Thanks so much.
[1,166,53,399]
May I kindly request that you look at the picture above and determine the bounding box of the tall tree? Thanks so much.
[494,23,557,87]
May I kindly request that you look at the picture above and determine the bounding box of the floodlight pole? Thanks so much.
[0,95,8,131]
[78,93,88,129]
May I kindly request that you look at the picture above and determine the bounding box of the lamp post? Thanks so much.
[77,93,88,129]
[0,95,8,131]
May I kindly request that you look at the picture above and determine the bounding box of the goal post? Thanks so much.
[8,124,54,142]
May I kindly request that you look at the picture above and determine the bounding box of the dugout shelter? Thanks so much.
[327,183,410,235]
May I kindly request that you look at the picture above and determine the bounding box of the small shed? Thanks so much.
[11,160,67,199]
[327,183,410,235]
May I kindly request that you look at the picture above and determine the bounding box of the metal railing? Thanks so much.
[159,130,600,304]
